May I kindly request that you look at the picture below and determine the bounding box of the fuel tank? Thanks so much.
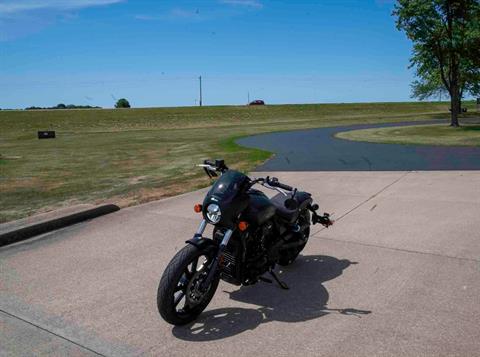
[242,189,276,225]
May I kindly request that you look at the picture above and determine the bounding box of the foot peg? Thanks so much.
[269,270,289,290]
[312,212,334,227]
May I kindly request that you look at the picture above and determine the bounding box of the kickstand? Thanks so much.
[269,270,289,290]
[258,276,273,284]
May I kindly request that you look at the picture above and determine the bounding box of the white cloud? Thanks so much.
[135,8,201,22]
[134,1,262,23]
[0,0,123,41]
[0,0,123,14]
[170,8,200,18]
[219,0,263,8]
[134,14,157,21]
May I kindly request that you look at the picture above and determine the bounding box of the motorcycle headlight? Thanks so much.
[206,203,221,224]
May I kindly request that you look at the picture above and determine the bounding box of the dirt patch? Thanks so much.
[101,178,210,209]
[128,176,148,185]
[0,177,42,191]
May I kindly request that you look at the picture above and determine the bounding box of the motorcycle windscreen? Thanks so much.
[207,170,249,200]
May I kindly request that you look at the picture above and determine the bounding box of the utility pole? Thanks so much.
[247,91,250,105]
[199,76,203,107]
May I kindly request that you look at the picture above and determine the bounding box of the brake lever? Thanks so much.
[197,164,218,178]
[262,182,289,196]
[204,167,213,178]
[250,177,264,185]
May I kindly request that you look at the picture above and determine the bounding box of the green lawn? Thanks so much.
[335,123,480,147]
[0,101,476,222]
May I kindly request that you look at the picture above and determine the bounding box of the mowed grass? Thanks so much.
[0,101,476,222]
[336,123,480,146]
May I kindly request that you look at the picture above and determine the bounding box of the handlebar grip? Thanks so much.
[267,177,293,191]
[277,182,293,191]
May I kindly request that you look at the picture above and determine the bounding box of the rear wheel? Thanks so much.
[157,244,219,325]
[278,210,311,266]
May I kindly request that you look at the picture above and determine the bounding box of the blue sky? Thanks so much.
[0,0,422,108]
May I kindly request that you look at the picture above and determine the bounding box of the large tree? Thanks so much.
[115,98,131,108]
[394,0,480,126]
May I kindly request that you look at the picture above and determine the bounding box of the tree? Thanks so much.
[115,98,131,108]
[394,0,480,126]
[411,64,480,105]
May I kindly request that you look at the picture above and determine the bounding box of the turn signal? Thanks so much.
[194,204,202,213]
[238,221,249,231]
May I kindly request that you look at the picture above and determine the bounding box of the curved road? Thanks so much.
[237,120,480,171]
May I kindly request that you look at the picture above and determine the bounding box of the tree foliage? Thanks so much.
[25,103,101,110]
[115,98,131,108]
[394,0,480,126]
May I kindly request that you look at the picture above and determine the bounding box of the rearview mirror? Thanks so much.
[284,198,298,210]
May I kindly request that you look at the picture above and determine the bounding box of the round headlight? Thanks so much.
[206,203,221,224]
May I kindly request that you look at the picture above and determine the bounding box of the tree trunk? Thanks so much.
[450,84,460,127]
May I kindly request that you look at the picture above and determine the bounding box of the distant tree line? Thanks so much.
[25,103,102,110]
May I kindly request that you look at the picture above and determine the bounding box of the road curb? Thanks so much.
[0,204,120,247]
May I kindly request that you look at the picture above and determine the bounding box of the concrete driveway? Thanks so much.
[1,171,479,356]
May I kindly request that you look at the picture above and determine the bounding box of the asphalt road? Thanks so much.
[1,171,479,356]
[237,121,480,171]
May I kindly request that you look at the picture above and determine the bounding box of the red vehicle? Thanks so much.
[249,100,265,106]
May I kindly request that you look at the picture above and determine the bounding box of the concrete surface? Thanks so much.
[0,204,120,247]
[0,171,479,356]
[237,121,480,171]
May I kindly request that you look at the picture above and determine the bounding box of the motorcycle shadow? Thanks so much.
[172,254,371,341]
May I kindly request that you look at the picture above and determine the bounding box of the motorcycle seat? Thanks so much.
[271,191,312,222]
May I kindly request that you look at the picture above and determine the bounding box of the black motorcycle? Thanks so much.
[157,159,333,325]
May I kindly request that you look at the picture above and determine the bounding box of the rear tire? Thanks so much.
[157,244,219,325]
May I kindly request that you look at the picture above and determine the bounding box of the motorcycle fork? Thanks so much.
[199,228,233,291]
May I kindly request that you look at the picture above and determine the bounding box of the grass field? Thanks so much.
[0,101,477,222]
[335,123,480,146]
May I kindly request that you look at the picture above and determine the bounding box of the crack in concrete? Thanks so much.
[311,234,480,263]
[309,170,480,264]
[311,171,411,236]
[0,309,106,357]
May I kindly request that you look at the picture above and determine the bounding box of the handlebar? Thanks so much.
[267,177,293,191]
[250,176,294,193]
[199,160,294,193]
[273,177,293,191]
[198,159,229,178]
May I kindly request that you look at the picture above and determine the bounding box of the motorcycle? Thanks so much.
[157,159,333,325]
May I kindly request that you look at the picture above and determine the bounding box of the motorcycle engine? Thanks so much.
[243,221,275,279]
[213,228,242,285]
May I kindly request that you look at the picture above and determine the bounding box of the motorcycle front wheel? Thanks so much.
[157,244,219,325]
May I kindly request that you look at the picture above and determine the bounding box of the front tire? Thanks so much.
[157,244,219,325]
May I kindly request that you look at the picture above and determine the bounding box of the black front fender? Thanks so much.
[185,237,217,251]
